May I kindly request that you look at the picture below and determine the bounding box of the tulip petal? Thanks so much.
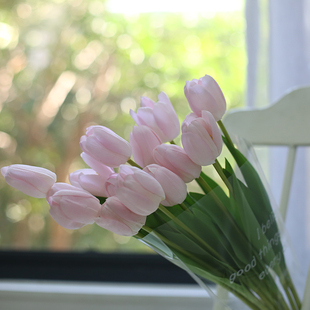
[153,102,180,142]
[184,75,226,121]
[49,206,85,230]
[47,184,101,227]
[153,144,201,183]
[95,196,146,236]
[1,164,56,198]
[143,164,187,206]
[140,96,155,108]
[116,185,159,216]
[129,126,161,167]
[80,126,131,168]
[80,152,114,176]
[182,131,217,166]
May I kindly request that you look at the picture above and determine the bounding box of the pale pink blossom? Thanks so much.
[181,111,223,166]
[129,125,161,168]
[80,125,132,168]
[143,164,187,207]
[47,183,101,229]
[184,75,226,121]
[95,196,146,236]
[80,152,115,176]
[115,165,165,216]
[105,173,118,196]
[69,168,112,197]
[1,164,56,198]
[153,144,201,183]
[130,92,180,143]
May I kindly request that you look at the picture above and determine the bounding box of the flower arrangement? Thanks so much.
[1,75,301,309]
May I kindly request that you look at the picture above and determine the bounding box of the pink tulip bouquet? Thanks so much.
[1,75,300,309]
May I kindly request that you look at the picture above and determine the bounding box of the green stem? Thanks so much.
[286,273,302,309]
[127,158,142,169]
[281,272,301,310]
[135,232,145,238]
[140,226,265,310]
[158,204,223,261]
[179,202,190,212]
[141,226,213,270]
[195,176,228,212]
[196,176,291,309]
[245,281,277,310]
[213,159,234,195]
[283,285,298,310]
[169,140,176,144]
[218,120,234,147]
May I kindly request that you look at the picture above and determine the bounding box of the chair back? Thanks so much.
[223,86,310,219]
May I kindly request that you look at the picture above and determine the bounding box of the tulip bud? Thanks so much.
[130,92,180,143]
[129,125,162,168]
[80,152,115,176]
[80,125,132,168]
[47,183,101,229]
[184,75,226,121]
[143,164,187,207]
[1,164,56,198]
[140,96,155,108]
[95,196,146,236]
[181,111,223,166]
[69,168,112,197]
[116,165,165,216]
[153,144,201,183]
[105,173,118,196]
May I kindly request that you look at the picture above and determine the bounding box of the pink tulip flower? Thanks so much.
[143,164,187,207]
[129,125,162,168]
[1,164,56,198]
[184,75,226,121]
[153,144,201,183]
[47,183,101,229]
[80,152,115,176]
[80,125,132,168]
[115,165,165,216]
[105,173,118,196]
[181,111,223,166]
[130,92,180,143]
[69,168,113,197]
[95,196,146,236]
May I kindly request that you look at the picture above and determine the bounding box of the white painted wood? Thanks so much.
[0,281,210,310]
[0,280,248,310]
[279,146,296,220]
[223,86,310,146]
[223,86,310,217]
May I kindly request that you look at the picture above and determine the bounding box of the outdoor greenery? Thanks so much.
[0,0,246,252]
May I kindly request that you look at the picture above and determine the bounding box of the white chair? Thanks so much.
[213,86,310,310]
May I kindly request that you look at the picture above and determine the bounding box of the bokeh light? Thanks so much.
[0,0,245,253]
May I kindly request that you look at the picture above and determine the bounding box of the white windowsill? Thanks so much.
[0,280,213,310]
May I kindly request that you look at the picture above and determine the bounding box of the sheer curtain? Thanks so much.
[246,0,310,294]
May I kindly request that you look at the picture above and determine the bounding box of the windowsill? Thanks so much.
[0,280,212,310]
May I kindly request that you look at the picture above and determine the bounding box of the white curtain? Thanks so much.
[246,0,310,294]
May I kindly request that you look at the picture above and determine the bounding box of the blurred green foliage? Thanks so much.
[0,0,245,252]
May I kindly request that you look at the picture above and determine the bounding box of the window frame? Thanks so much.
[0,250,198,284]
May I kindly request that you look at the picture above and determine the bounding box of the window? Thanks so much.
[0,2,245,307]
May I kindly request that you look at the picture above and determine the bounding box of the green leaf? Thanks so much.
[189,192,254,265]
[223,137,272,214]
[95,196,107,205]
[223,138,287,272]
